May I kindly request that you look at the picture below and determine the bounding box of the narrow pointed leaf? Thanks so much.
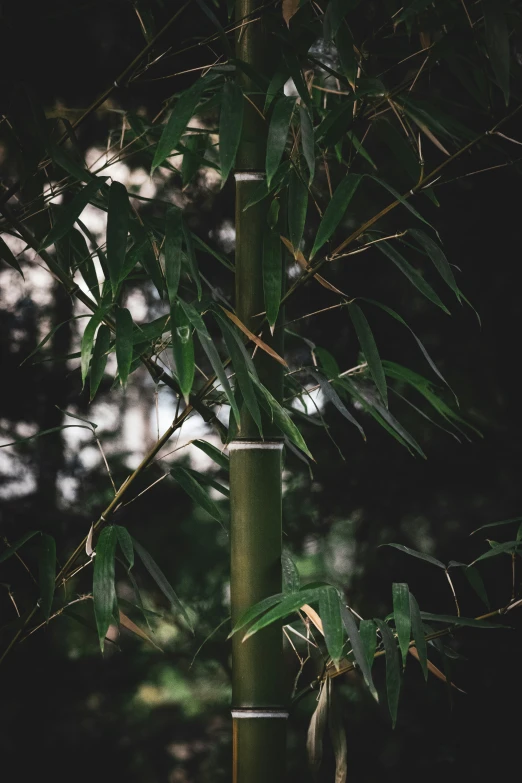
[0,425,92,449]
[115,525,134,571]
[470,540,519,564]
[377,241,449,312]
[106,181,130,295]
[310,175,361,259]
[409,229,461,301]
[41,178,106,249]
[288,169,308,252]
[484,1,510,105]
[118,610,162,650]
[170,465,224,525]
[81,311,104,387]
[38,534,56,622]
[368,175,433,228]
[115,307,133,387]
[348,304,387,407]
[219,307,287,366]
[300,106,315,184]
[181,223,202,300]
[319,587,344,668]
[282,547,300,594]
[420,612,504,629]
[165,207,183,304]
[251,375,313,459]
[307,681,329,779]
[359,619,377,672]
[93,526,118,652]
[310,371,365,438]
[171,300,195,403]
[0,235,24,276]
[229,593,284,637]
[70,229,99,300]
[471,516,522,535]
[463,565,490,609]
[132,537,192,629]
[0,531,40,563]
[374,619,401,727]
[340,605,378,700]
[243,587,326,640]
[90,324,110,400]
[263,228,282,328]
[219,81,243,183]
[266,96,296,186]
[383,543,445,569]
[409,592,428,680]
[192,439,229,470]
[393,582,411,668]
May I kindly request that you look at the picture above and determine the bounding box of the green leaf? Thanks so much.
[181,222,202,301]
[0,531,40,563]
[348,303,387,407]
[229,593,284,638]
[408,229,462,301]
[266,96,296,187]
[310,174,361,259]
[282,547,300,594]
[359,619,377,673]
[132,537,192,630]
[106,181,130,296]
[219,81,244,183]
[464,565,490,610]
[392,582,411,668]
[81,311,105,387]
[319,587,344,668]
[420,612,504,629]
[170,465,225,525]
[213,310,263,437]
[310,370,365,439]
[484,0,510,105]
[300,106,315,184]
[192,439,229,470]
[376,241,449,313]
[41,178,107,249]
[115,308,133,387]
[151,75,212,173]
[263,229,282,328]
[115,525,134,571]
[340,605,378,700]
[0,425,92,449]
[180,301,240,426]
[409,592,428,681]
[243,587,326,640]
[0,235,24,277]
[383,543,445,569]
[93,526,118,652]
[336,24,356,85]
[374,619,401,728]
[368,175,433,229]
[470,540,519,565]
[70,229,99,300]
[288,169,308,252]
[184,467,229,497]
[165,207,183,304]
[38,534,56,621]
[251,375,313,459]
[471,516,522,535]
[90,324,110,401]
[171,300,195,403]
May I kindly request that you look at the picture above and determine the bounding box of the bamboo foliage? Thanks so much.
[1,0,522,780]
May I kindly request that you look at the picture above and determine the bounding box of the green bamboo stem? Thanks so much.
[231,3,287,781]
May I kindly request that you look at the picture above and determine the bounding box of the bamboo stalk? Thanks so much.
[230,3,287,781]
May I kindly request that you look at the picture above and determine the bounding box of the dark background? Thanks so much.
[1,2,521,781]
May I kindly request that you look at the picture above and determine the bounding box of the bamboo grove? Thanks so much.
[1,1,522,781]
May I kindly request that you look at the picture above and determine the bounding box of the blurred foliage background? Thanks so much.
[1,1,521,781]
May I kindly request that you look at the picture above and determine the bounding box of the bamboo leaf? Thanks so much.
[463,565,490,609]
[90,325,110,401]
[348,303,387,407]
[41,178,107,249]
[171,300,195,403]
[328,683,348,783]
[393,582,411,668]
[300,106,315,184]
[266,96,296,187]
[219,307,287,367]
[107,181,130,296]
[319,587,344,668]
[181,222,202,300]
[0,235,24,277]
[229,593,284,637]
[219,81,244,183]
[409,592,428,681]
[470,540,519,565]
[376,241,450,313]
[0,425,93,449]
[263,228,282,328]
[340,605,378,700]
[184,467,229,497]
[484,0,510,106]
[382,543,446,569]
[38,534,56,622]
[310,175,362,259]
[282,547,300,594]
[310,370,365,438]
[132,537,192,630]
[70,229,99,300]
[251,375,313,459]
[170,465,225,525]
[368,175,433,229]
[288,169,308,252]
[359,619,377,673]
[115,308,133,387]
[81,311,105,387]
[93,526,118,652]
[374,619,401,727]
[243,587,326,640]
[118,610,162,650]
[115,525,134,571]
[282,0,300,28]
[283,49,311,108]
[471,516,522,535]
[165,207,183,304]
[336,24,356,86]
[307,680,329,780]
[192,439,229,471]
[0,531,40,563]
[420,612,505,629]
[408,229,462,301]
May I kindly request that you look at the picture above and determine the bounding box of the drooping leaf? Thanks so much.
[242,587,326,640]
[328,681,348,783]
[81,311,105,387]
[115,308,133,387]
[0,425,93,449]
[115,525,134,571]
[263,228,282,328]
[336,23,356,86]
[393,582,411,668]
[118,610,162,650]
[282,547,300,594]
[376,241,449,313]
[219,307,287,366]
[300,106,315,184]
[90,325,110,401]
[192,439,229,471]
[484,0,510,106]
[471,516,522,535]
[0,531,40,563]
[374,619,401,727]
[93,526,118,652]
[132,537,192,630]
[229,593,284,638]
[463,565,490,609]
[266,96,296,186]
[165,207,183,305]
[348,303,387,407]
[420,612,505,629]
[470,540,519,565]
[171,300,195,403]
[70,229,99,300]
[409,592,428,681]
[251,375,313,459]
[283,49,311,108]
[307,680,329,780]
[319,587,344,668]
[310,175,362,259]
[409,229,461,301]
[0,235,24,277]
[40,178,107,249]
[382,543,446,569]
[359,619,377,673]
[368,175,433,229]
[340,605,378,700]
[310,370,365,438]
[219,81,244,183]
[170,465,225,525]
[38,534,56,622]
[106,181,130,296]
[181,222,202,300]
[288,169,308,252]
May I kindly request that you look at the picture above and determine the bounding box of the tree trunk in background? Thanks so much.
[230,2,287,781]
